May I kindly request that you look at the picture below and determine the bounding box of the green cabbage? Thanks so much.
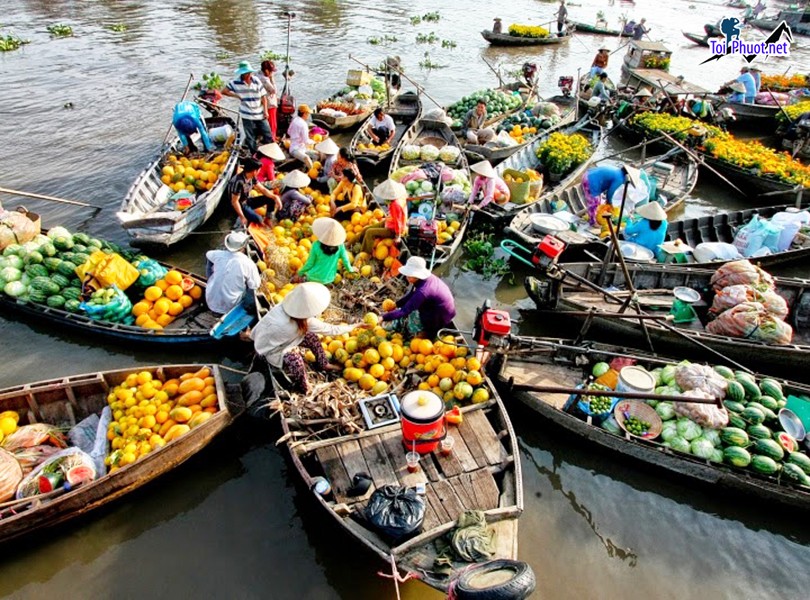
[47,226,72,240]
[1,267,21,282]
[651,368,664,386]
[670,436,691,454]
[5,255,23,270]
[710,449,724,463]
[4,280,26,297]
[646,399,659,408]
[656,402,676,421]
[676,418,703,441]
[661,422,679,442]
[661,365,677,386]
[690,436,715,459]
[702,429,721,447]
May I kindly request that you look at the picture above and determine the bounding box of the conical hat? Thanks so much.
[470,160,496,178]
[257,143,285,161]
[373,179,407,201]
[315,138,339,155]
[283,170,311,189]
[282,282,332,319]
[636,202,667,220]
[312,217,346,246]
[728,81,746,93]
[634,88,653,97]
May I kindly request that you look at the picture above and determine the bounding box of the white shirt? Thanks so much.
[370,114,395,132]
[251,303,354,368]
[257,73,278,107]
[288,116,309,153]
[205,250,261,315]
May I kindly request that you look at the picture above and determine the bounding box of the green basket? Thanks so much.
[502,168,531,205]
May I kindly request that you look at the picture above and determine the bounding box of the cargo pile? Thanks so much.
[447,89,523,129]
[160,151,231,195]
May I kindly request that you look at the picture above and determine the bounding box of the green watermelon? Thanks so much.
[781,463,810,486]
[46,295,66,309]
[64,299,81,313]
[759,378,784,402]
[29,277,60,296]
[53,236,74,251]
[720,427,749,447]
[28,289,47,303]
[724,446,752,467]
[728,414,747,430]
[40,242,57,257]
[758,395,779,412]
[56,261,77,277]
[753,438,784,462]
[3,244,21,257]
[741,406,765,425]
[776,432,797,454]
[50,274,70,289]
[723,400,745,414]
[714,365,734,380]
[61,287,82,301]
[747,424,773,440]
[72,233,90,245]
[747,401,776,422]
[25,264,49,279]
[43,257,62,272]
[23,251,43,266]
[787,452,810,475]
[735,372,761,400]
[725,380,746,403]
[750,455,779,475]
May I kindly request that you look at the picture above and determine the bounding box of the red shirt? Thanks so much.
[385,199,407,236]
[257,157,275,183]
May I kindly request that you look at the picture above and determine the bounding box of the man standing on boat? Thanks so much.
[556,0,568,36]
[287,104,314,170]
[632,18,650,40]
[462,99,496,145]
[727,67,756,104]
[172,100,214,154]
[222,61,272,154]
[228,157,282,226]
[205,231,261,316]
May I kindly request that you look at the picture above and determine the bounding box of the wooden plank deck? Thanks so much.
[502,362,580,410]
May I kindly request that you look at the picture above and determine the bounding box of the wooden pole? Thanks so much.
[509,383,722,405]
[161,73,194,147]
[0,186,99,211]
[348,54,443,110]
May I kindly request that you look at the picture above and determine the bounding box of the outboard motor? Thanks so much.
[558,76,574,98]
[472,300,513,351]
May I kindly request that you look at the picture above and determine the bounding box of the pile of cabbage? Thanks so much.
[390,165,471,198]
[401,144,461,164]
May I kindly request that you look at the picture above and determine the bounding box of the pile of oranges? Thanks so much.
[160,151,230,195]
[131,270,203,330]
[507,124,538,145]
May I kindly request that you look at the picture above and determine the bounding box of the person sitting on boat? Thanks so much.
[205,231,260,315]
[251,282,364,394]
[172,100,214,154]
[556,0,569,36]
[462,99,496,145]
[381,256,456,339]
[228,157,282,226]
[592,73,612,103]
[221,61,271,154]
[749,65,762,94]
[632,18,650,40]
[360,179,408,254]
[727,67,756,104]
[623,201,668,255]
[296,217,354,284]
[366,107,396,146]
[287,104,314,170]
[330,169,366,218]
[277,170,313,222]
[590,48,610,78]
[469,160,510,209]
[328,147,364,191]
[492,17,503,34]
[314,138,340,186]
[583,164,627,225]
[255,142,285,184]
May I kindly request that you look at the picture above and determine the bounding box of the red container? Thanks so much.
[400,391,445,454]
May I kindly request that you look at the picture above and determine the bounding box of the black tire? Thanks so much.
[455,559,536,600]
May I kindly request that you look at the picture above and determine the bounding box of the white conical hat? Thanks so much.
[635,202,667,220]
[315,138,339,155]
[373,179,407,201]
[283,170,311,189]
[470,160,496,178]
[312,217,346,246]
[282,282,332,319]
[257,143,285,160]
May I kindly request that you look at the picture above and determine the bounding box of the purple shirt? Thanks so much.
[382,275,456,336]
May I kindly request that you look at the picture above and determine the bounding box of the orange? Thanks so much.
[466,357,482,372]
[165,270,183,285]
[369,364,385,378]
[156,314,174,327]
[363,348,380,365]
[435,363,456,379]
[382,298,396,312]
[467,371,483,386]
[178,294,193,308]
[374,244,389,261]
[135,313,151,327]
[165,284,183,301]
[132,301,152,317]
[168,301,184,316]
[153,297,172,315]
[417,339,434,356]
[144,286,162,302]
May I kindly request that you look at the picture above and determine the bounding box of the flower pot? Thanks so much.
[548,170,564,183]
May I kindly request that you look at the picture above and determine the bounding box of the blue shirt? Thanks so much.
[172,101,213,151]
[585,166,626,199]
[227,76,266,121]
[624,217,668,253]
[736,72,757,101]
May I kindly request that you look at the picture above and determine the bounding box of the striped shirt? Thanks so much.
[227,76,266,121]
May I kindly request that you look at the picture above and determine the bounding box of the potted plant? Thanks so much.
[535,132,593,181]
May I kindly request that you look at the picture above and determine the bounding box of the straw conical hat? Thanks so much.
[470,160,496,178]
[282,282,332,319]
[283,170,311,189]
[257,143,285,161]
[634,88,653,98]
[312,217,346,246]
[636,202,667,220]
[728,81,746,93]
[315,138,339,155]
[373,179,407,201]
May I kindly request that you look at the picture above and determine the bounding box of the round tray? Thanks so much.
[673,286,701,303]
[619,241,655,263]
[613,400,663,440]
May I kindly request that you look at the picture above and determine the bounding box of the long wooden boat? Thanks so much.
[490,338,810,511]
[351,91,423,170]
[271,367,523,593]
[118,116,241,248]
[572,21,627,36]
[523,261,810,374]
[312,102,378,131]
[0,364,242,544]
[481,30,571,46]
[682,31,711,47]
[715,98,781,125]
[502,147,694,245]
[0,262,226,345]
[749,12,810,37]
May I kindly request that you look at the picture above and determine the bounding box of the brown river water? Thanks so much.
[1,0,810,598]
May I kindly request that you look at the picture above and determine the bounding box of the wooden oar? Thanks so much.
[507,382,722,405]
[160,73,194,147]
[0,186,100,213]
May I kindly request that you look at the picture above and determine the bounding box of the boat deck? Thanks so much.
[315,406,507,531]
[502,362,579,410]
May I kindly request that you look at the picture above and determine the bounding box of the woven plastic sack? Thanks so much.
[0,211,39,250]
[710,260,775,292]
[673,390,729,428]
[707,301,793,344]
[711,284,789,318]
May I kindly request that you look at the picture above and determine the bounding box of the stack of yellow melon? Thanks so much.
[508,124,537,145]
[105,367,218,471]
[131,270,202,330]
[357,142,391,153]
[160,151,230,194]
[437,219,461,245]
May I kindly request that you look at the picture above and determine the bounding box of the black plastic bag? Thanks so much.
[364,485,425,541]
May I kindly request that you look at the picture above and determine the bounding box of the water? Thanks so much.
[1,0,809,598]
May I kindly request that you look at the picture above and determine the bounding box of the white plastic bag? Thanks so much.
[693,242,742,263]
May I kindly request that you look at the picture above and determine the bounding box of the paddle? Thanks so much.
[349,54,443,111]
[0,186,101,214]
[160,73,194,148]
[507,382,723,405]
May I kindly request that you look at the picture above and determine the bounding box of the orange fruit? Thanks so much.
[369,364,385,378]
[165,284,183,301]
[135,313,151,327]
[132,301,152,317]
[156,279,169,291]
[144,286,162,302]
[466,357,482,372]
[168,301,184,316]
[417,339,434,356]
[153,298,172,315]
[164,271,183,285]
[435,363,456,379]
[467,371,483,386]
[156,314,174,327]
[178,294,193,308]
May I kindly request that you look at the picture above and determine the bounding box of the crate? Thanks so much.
[502,168,531,205]
[346,69,371,87]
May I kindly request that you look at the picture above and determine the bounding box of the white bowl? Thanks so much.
[673,286,701,303]
[530,214,568,235]
[779,408,807,442]
[619,242,655,262]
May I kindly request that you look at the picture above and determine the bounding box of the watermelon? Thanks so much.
[66,465,95,486]
[57,261,77,277]
[3,244,21,257]
[747,401,776,422]
[723,400,745,414]
[52,236,74,251]
[747,424,772,440]
[40,242,57,257]
[721,427,749,447]
[64,299,81,313]
[753,438,784,462]
[72,233,91,245]
[787,452,810,475]
[61,287,82,301]
[50,274,70,289]
[758,395,779,412]
[28,290,47,303]
[741,406,765,425]
[43,257,62,272]
[30,277,60,296]
[724,446,752,467]
[725,380,746,403]
[73,244,88,254]
[735,372,761,400]
[23,250,43,265]
[46,295,66,309]
[73,252,90,265]
[714,365,734,380]
[25,264,49,279]
[750,455,779,475]
[781,463,810,486]
[776,432,797,454]
[760,378,784,402]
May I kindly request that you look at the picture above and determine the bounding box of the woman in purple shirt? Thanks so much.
[381,256,456,338]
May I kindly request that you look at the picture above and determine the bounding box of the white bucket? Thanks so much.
[616,366,656,394]
[209,124,233,144]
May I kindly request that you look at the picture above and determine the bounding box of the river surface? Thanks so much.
[1,0,810,598]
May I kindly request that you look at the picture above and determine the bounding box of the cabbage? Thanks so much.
[690,436,715,459]
[420,145,440,161]
[702,429,721,447]
[20,273,30,287]
[33,234,49,246]
[4,280,26,297]
[709,449,724,463]
[656,402,676,421]
[421,181,434,192]
[401,145,421,160]
[438,145,460,163]
[48,226,72,240]
[651,368,664,386]
[405,181,421,193]
[646,399,659,408]
[5,255,22,270]
[0,267,21,282]
[670,436,691,454]
[661,365,677,386]
[661,422,679,442]
[676,418,702,441]
[0,257,6,269]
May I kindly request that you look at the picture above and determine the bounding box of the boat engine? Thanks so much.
[472,300,512,351]
[407,216,438,256]
[558,76,574,98]
[531,235,566,269]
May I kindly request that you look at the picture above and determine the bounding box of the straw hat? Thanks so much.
[634,88,653,98]
[315,138,339,155]
[298,103,312,115]
[312,217,346,246]
[749,65,763,72]
[728,81,746,93]
[283,170,311,189]
[234,61,255,77]
[257,142,285,161]
[224,231,249,252]
[470,160,496,178]
[373,179,407,201]
[636,202,667,221]
[599,47,610,52]
[282,282,332,319]
[398,256,432,280]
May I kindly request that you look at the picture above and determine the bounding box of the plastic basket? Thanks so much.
[614,400,663,440]
[502,168,531,205]
[346,69,371,87]
[571,385,619,425]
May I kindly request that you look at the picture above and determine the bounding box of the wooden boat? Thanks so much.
[0,262,226,345]
[523,261,810,374]
[715,98,781,125]
[481,29,571,46]
[572,21,627,36]
[0,364,242,544]
[271,368,523,593]
[312,101,378,131]
[681,31,712,47]
[749,10,810,36]
[118,115,241,248]
[620,41,708,96]
[490,338,810,511]
[351,91,423,170]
